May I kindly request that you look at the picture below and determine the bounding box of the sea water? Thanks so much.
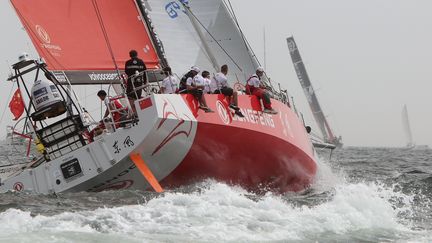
[0,147,431,242]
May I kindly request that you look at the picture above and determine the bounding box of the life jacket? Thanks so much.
[245,74,259,94]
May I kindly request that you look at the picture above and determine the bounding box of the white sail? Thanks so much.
[145,0,258,82]
[402,105,414,148]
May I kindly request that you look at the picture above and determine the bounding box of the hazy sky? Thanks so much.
[0,0,431,147]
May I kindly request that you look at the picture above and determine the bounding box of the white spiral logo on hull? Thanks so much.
[216,100,231,125]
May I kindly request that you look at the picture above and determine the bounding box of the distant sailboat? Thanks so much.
[286,36,342,148]
[402,105,429,150]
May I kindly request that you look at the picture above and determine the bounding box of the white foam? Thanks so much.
[0,179,427,242]
[311,154,347,192]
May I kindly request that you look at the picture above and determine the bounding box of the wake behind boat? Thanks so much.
[0,0,318,194]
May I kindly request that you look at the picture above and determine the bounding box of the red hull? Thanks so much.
[161,94,317,193]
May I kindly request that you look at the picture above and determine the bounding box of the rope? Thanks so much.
[92,0,121,75]
[91,1,122,120]
[225,0,275,91]
[225,0,257,70]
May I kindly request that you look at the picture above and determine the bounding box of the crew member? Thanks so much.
[246,67,277,114]
[201,71,214,94]
[160,67,179,94]
[86,90,126,142]
[213,64,244,117]
[179,69,195,94]
[186,66,213,112]
[125,50,146,112]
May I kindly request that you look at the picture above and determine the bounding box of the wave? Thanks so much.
[0,179,428,242]
[0,151,431,242]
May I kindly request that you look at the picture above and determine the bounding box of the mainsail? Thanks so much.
[402,105,414,148]
[11,0,160,84]
[144,0,258,82]
[286,36,336,143]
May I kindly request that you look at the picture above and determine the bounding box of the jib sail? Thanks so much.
[144,0,258,82]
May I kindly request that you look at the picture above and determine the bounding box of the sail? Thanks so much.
[144,0,258,82]
[11,0,160,84]
[402,105,414,147]
[286,37,335,142]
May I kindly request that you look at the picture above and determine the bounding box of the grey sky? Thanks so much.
[0,0,431,147]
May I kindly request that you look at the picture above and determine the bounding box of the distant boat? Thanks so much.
[402,105,429,150]
[286,37,342,148]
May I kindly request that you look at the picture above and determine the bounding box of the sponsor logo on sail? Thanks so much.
[88,72,120,81]
[36,25,50,44]
[165,0,189,19]
[35,24,62,51]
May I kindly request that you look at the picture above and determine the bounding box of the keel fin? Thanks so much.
[130,153,164,193]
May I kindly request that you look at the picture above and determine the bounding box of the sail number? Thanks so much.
[165,0,189,19]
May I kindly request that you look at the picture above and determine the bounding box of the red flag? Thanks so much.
[9,88,25,120]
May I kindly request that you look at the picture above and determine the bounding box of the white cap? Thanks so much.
[190,66,200,73]
[256,66,264,72]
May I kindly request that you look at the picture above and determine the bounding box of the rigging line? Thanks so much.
[0,83,16,129]
[92,0,127,103]
[68,84,84,113]
[180,2,242,72]
[224,0,261,69]
[92,0,122,80]
[100,83,103,120]
[225,0,274,90]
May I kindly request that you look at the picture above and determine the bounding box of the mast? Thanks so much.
[286,36,336,143]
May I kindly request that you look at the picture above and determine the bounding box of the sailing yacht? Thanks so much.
[402,105,429,150]
[286,37,342,149]
[0,0,318,194]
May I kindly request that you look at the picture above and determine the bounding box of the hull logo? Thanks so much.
[216,100,231,125]
[13,182,24,192]
[152,99,193,155]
